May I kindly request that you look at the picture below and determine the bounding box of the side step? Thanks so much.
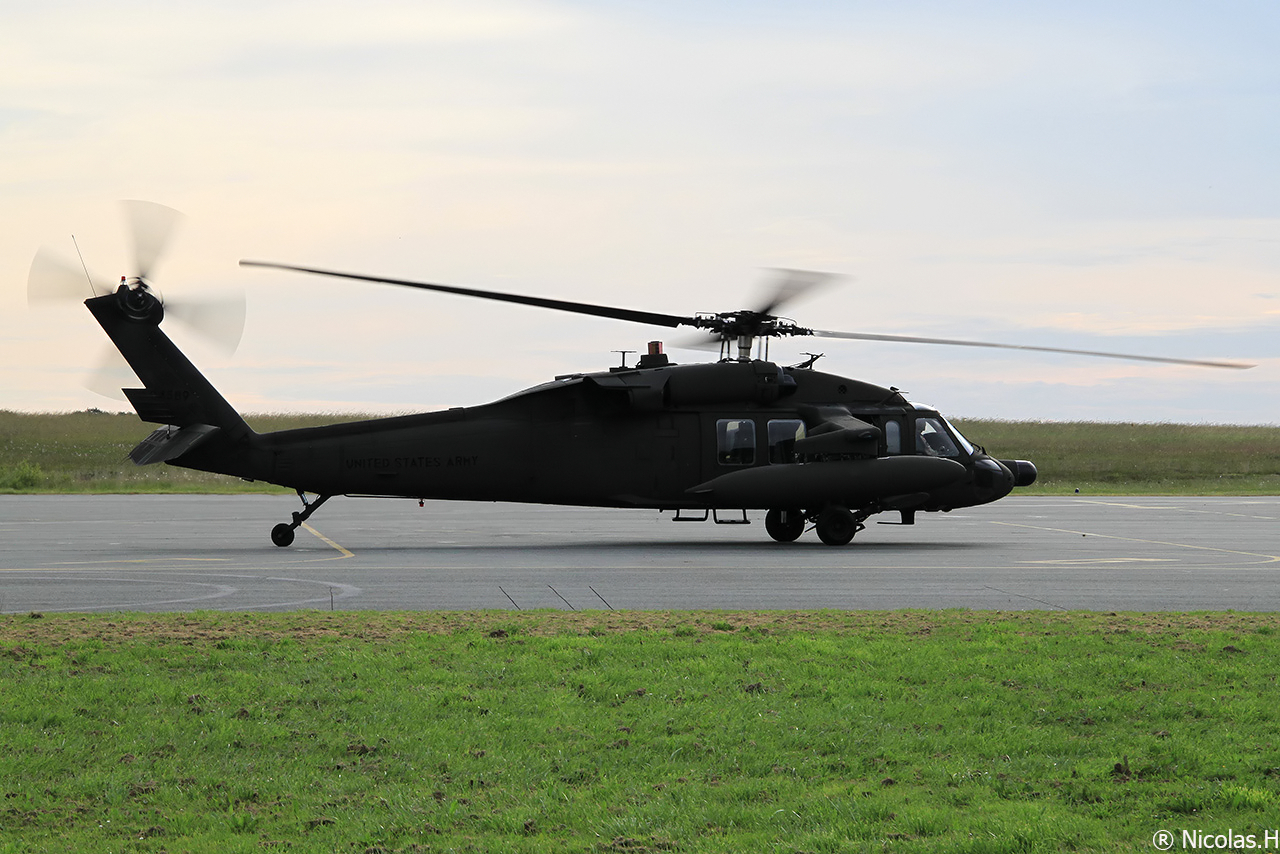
[671,509,751,525]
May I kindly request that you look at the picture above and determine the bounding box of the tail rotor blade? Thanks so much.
[28,247,112,303]
[83,346,138,401]
[166,292,247,355]
[122,200,183,281]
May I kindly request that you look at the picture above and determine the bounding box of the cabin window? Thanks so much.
[915,416,961,457]
[716,419,756,465]
[884,419,902,455]
[767,419,805,464]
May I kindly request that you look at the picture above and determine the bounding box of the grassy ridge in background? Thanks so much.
[3,610,1279,852]
[0,410,347,493]
[959,419,1280,494]
[2,409,1279,494]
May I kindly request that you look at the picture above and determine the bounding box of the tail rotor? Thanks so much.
[28,201,247,398]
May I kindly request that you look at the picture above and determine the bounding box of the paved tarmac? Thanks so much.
[1,494,1277,613]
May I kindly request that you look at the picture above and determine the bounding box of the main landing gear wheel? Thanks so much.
[765,508,806,543]
[816,505,862,546]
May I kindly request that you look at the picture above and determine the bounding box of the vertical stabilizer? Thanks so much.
[86,288,252,441]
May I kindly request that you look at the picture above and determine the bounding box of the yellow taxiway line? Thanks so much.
[301,523,354,559]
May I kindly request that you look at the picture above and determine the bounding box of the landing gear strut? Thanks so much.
[271,491,332,547]
[764,508,806,543]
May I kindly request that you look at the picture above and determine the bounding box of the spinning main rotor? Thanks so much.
[239,260,1254,370]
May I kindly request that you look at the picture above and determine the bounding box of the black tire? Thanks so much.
[764,508,806,543]
[815,506,858,546]
[271,523,296,547]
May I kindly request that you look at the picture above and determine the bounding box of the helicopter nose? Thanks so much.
[999,459,1038,487]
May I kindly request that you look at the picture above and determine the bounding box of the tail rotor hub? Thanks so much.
[116,278,164,324]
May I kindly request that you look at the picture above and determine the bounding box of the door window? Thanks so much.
[884,419,902,455]
[766,419,805,463]
[716,419,756,465]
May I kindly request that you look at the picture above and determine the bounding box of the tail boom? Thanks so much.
[86,288,263,480]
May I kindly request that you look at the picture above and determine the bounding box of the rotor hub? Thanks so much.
[695,310,811,341]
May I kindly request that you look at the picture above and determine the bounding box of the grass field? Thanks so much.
[3,610,1279,852]
[2,410,1279,495]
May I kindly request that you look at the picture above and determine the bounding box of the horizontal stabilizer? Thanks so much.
[129,423,220,466]
[123,387,212,426]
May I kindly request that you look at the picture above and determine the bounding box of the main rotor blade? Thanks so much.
[811,328,1255,369]
[671,331,723,352]
[122,200,183,281]
[239,260,695,329]
[754,268,837,317]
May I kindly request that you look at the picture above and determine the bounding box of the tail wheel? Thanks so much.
[815,505,861,546]
[271,523,295,547]
[764,508,806,543]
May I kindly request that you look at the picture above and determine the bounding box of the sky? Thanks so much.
[3,1,1279,424]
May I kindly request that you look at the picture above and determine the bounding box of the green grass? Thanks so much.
[3,610,1279,852]
[2,409,1279,494]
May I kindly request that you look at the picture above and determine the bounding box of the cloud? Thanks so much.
[3,1,1278,423]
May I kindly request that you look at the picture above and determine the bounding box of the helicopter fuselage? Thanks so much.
[87,286,1036,547]
[213,358,1025,512]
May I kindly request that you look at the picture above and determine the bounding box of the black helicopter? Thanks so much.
[31,202,1252,547]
